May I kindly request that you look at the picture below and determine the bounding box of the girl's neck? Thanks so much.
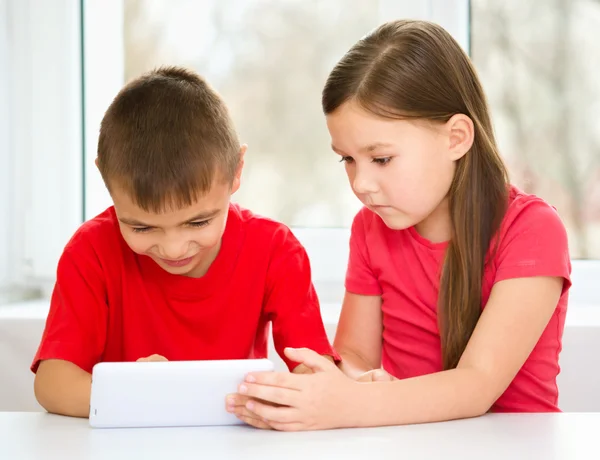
[414,197,452,244]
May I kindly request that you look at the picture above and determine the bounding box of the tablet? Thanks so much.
[89,359,274,428]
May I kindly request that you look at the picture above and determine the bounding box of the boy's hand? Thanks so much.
[355,368,395,382]
[136,354,168,362]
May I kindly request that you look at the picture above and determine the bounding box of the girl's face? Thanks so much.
[326,101,472,243]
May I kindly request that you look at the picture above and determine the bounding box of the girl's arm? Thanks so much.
[349,275,564,426]
[333,292,383,379]
[238,275,564,430]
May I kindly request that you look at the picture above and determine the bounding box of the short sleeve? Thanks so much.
[262,230,339,371]
[345,209,382,296]
[31,243,108,374]
[494,198,571,291]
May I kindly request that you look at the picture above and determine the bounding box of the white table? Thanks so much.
[1,412,599,459]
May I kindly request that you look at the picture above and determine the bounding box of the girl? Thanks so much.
[226,19,571,431]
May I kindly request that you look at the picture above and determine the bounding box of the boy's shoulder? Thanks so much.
[63,207,121,255]
[231,203,305,254]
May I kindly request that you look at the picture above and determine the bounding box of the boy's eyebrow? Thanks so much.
[118,209,221,227]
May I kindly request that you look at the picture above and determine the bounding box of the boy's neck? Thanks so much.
[185,239,223,279]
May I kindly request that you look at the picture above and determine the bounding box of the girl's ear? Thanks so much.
[445,114,474,161]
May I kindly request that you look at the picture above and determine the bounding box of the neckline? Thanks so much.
[406,225,449,251]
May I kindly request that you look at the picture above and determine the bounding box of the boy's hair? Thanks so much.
[97,66,240,213]
[322,20,509,370]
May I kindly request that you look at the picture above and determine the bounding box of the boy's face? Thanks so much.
[111,178,238,278]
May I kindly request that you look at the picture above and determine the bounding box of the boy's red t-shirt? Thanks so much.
[346,186,571,412]
[32,203,337,373]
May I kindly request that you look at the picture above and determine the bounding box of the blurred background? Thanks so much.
[1,0,599,306]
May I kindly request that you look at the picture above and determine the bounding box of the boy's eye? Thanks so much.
[339,156,354,164]
[188,220,210,228]
[372,157,392,165]
[131,226,152,233]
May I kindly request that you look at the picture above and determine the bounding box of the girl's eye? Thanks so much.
[339,156,354,164]
[188,220,210,228]
[372,157,392,165]
[131,226,152,233]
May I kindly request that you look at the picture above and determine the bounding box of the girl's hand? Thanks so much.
[231,347,361,431]
[226,394,277,430]
[226,360,319,430]
[356,368,396,382]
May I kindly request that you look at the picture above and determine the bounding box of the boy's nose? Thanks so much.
[160,241,189,261]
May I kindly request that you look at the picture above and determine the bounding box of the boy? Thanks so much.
[32,66,338,418]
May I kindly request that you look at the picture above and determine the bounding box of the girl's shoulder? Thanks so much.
[500,185,566,238]
[491,185,570,283]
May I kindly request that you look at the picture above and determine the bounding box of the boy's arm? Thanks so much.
[34,355,168,417]
[32,247,108,417]
[263,231,339,371]
[34,360,92,418]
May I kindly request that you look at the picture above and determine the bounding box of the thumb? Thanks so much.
[284,347,337,373]
[371,369,394,382]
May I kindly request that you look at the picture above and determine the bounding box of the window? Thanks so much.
[82,0,469,304]
[1,0,597,309]
[0,0,82,305]
[471,0,600,260]
[83,0,468,227]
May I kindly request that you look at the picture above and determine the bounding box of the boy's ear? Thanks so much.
[95,157,99,168]
[231,144,247,194]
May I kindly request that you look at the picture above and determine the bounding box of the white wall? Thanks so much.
[1,301,599,413]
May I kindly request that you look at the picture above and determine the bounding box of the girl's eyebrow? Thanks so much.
[331,142,394,154]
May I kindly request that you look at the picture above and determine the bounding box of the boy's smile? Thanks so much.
[111,179,235,278]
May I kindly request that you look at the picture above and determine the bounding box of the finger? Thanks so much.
[237,414,273,430]
[226,394,283,411]
[231,402,267,422]
[246,399,299,424]
[239,382,299,407]
[372,369,394,382]
[244,371,305,390]
[226,393,251,410]
[226,395,274,429]
[268,421,305,432]
[292,363,315,375]
[148,354,168,362]
[284,348,338,373]
[137,354,168,362]
[356,371,376,382]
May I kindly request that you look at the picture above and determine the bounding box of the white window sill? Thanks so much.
[1,299,599,327]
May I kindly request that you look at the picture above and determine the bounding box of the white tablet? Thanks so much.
[89,359,274,428]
